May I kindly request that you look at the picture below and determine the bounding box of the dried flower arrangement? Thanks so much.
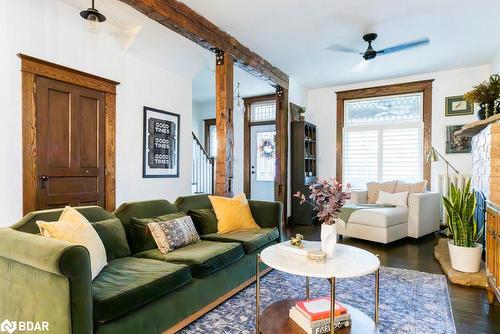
[293,178,351,224]
[464,74,500,105]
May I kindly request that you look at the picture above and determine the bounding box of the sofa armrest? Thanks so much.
[407,192,441,238]
[0,228,93,334]
[248,200,283,240]
[347,190,368,205]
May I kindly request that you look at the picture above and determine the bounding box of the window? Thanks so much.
[343,93,424,189]
[204,119,217,158]
[256,131,276,181]
[251,100,276,122]
[208,124,217,157]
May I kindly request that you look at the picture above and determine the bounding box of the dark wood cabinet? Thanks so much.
[291,121,317,225]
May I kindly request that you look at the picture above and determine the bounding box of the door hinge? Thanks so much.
[105,168,108,176]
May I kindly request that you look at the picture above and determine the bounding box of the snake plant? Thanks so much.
[442,179,482,247]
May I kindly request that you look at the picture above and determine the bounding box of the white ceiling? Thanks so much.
[181,0,500,88]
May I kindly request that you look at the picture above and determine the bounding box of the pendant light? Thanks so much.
[234,82,244,113]
[80,0,106,32]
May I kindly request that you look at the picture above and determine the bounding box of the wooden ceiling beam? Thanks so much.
[119,0,289,89]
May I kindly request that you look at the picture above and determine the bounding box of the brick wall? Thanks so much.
[472,123,500,204]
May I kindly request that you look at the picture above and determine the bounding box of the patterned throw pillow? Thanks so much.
[148,216,200,254]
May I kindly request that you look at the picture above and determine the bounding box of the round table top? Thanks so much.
[260,299,379,334]
[260,241,380,278]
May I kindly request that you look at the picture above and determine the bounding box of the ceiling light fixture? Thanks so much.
[234,82,244,113]
[80,0,106,32]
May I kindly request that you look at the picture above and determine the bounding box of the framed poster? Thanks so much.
[143,106,180,178]
[445,124,471,154]
[445,95,473,117]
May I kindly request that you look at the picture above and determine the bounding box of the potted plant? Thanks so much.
[464,74,500,119]
[442,179,483,273]
[297,106,306,121]
[294,178,351,258]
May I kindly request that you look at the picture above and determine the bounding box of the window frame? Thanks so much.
[204,118,216,158]
[242,94,277,197]
[336,80,433,189]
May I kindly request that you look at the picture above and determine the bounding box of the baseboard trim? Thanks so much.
[163,267,273,334]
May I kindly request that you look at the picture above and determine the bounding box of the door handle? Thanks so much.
[40,175,49,189]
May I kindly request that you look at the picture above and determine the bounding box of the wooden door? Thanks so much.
[35,77,105,209]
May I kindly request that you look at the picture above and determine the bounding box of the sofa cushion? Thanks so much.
[113,199,179,244]
[129,212,186,253]
[134,240,244,278]
[91,218,131,261]
[348,206,408,228]
[394,180,427,194]
[367,181,397,203]
[148,216,201,254]
[37,206,107,280]
[209,193,260,234]
[187,208,218,235]
[201,228,279,254]
[92,257,191,323]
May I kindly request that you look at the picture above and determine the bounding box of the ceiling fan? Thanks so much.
[327,33,430,71]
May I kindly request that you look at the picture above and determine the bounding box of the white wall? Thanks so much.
[192,102,204,140]
[0,0,209,226]
[491,50,500,74]
[306,65,491,191]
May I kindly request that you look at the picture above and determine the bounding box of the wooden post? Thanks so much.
[275,86,289,225]
[215,51,234,197]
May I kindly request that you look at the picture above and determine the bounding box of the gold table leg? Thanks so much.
[330,277,336,334]
[305,276,310,300]
[375,268,380,324]
[256,254,261,334]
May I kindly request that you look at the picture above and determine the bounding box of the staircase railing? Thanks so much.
[192,132,215,195]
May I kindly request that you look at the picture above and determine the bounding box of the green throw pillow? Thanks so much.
[187,208,218,235]
[92,218,131,261]
[129,212,186,253]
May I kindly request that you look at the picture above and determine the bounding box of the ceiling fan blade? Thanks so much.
[351,59,370,72]
[326,43,362,54]
[377,38,430,55]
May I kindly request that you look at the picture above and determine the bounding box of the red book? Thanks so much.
[295,297,347,321]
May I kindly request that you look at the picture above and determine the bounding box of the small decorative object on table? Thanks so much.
[307,250,327,263]
[442,179,483,273]
[290,234,304,248]
[294,178,351,258]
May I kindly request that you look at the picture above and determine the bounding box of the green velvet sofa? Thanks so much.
[0,195,282,334]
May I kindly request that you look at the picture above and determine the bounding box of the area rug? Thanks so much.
[179,266,456,334]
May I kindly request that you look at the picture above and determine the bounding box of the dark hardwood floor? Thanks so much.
[284,225,500,334]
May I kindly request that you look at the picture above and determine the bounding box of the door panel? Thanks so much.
[79,96,100,168]
[36,77,105,209]
[47,89,71,168]
[250,124,276,201]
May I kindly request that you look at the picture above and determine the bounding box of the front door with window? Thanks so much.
[250,124,276,201]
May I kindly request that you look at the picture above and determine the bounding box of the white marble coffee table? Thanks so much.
[256,241,381,334]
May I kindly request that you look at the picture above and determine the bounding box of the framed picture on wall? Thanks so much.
[445,95,473,117]
[143,106,180,178]
[445,124,471,154]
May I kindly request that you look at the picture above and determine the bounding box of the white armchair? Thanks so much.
[337,190,441,244]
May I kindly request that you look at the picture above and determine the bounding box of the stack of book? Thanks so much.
[289,297,351,333]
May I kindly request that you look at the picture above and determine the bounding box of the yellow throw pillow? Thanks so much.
[37,206,107,280]
[208,193,260,234]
